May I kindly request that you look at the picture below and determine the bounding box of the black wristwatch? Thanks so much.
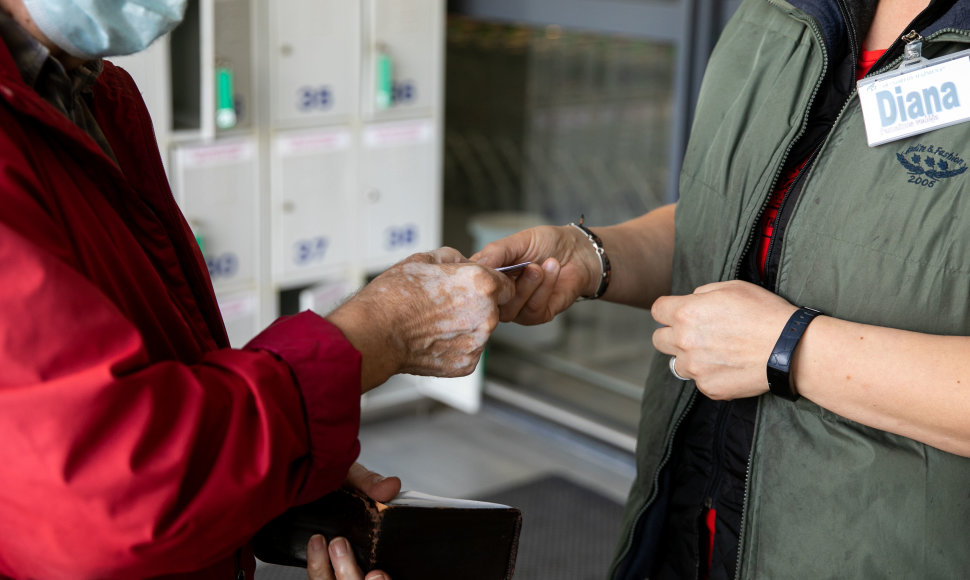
[766,307,822,401]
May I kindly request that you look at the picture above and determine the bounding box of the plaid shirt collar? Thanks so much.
[0,12,102,120]
[0,12,114,161]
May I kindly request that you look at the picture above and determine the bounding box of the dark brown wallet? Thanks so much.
[253,487,522,580]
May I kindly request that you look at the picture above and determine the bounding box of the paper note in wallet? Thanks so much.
[253,487,522,580]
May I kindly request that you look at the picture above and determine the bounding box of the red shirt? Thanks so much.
[0,40,362,579]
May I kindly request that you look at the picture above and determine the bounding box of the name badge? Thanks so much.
[858,48,970,147]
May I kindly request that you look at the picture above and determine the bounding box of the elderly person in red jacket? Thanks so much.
[0,1,511,579]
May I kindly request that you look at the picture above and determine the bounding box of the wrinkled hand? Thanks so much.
[329,247,515,388]
[366,247,514,376]
[306,463,400,580]
[471,225,599,325]
[651,280,797,400]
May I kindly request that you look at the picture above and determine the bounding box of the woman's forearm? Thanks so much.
[594,203,676,310]
[796,316,970,457]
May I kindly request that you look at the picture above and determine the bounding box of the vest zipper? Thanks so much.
[732,20,831,282]
[732,398,761,579]
[730,1,838,576]
[700,401,735,517]
[610,390,698,579]
[760,145,822,289]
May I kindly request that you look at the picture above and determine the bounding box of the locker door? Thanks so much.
[359,119,440,271]
[170,138,260,293]
[269,0,360,127]
[272,128,355,285]
[362,0,442,119]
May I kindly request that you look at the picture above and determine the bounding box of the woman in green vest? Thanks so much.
[476,0,970,576]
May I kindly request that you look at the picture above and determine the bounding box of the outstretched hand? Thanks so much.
[472,225,600,325]
[328,247,516,390]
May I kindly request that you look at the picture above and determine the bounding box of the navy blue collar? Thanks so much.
[784,0,968,67]
[924,0,970,37]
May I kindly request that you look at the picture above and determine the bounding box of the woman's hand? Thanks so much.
[651,280,796,399]
[471,225,601,325]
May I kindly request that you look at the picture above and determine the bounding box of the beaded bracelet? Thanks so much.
[569,215,612,300]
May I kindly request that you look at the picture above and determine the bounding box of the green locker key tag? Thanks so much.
[216,65,238,130]
[376,46,393,110]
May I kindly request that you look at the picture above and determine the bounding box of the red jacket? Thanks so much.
[0,40,362,579]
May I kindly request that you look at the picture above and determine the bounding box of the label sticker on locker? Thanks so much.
[362,119,433,148]
[273,128,354,284]
[172,139,259,291]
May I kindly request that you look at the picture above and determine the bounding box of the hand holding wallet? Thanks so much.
[254,487,522,580]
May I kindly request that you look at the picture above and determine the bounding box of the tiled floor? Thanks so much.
[356,398,637,504]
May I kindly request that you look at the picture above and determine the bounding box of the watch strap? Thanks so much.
[766,307,822,401]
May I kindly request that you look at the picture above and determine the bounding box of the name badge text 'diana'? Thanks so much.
[858,47,970,147]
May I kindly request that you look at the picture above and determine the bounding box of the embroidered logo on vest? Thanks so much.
[896,143,967,188]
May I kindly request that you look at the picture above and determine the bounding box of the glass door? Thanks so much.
[443,0,738,443]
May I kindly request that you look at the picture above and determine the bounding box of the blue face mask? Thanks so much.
[23,0,188,59]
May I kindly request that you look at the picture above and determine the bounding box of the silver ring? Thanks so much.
[669,356,689,381]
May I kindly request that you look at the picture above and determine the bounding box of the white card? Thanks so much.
[858,53,970,147]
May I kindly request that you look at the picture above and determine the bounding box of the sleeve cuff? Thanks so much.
[244,311,362,504]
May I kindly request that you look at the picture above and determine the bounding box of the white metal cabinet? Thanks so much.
[358,119,440,270]
[271,128,356,286]
[170,138,261,293]
[269,0,360,127]
[133,0,462,412]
